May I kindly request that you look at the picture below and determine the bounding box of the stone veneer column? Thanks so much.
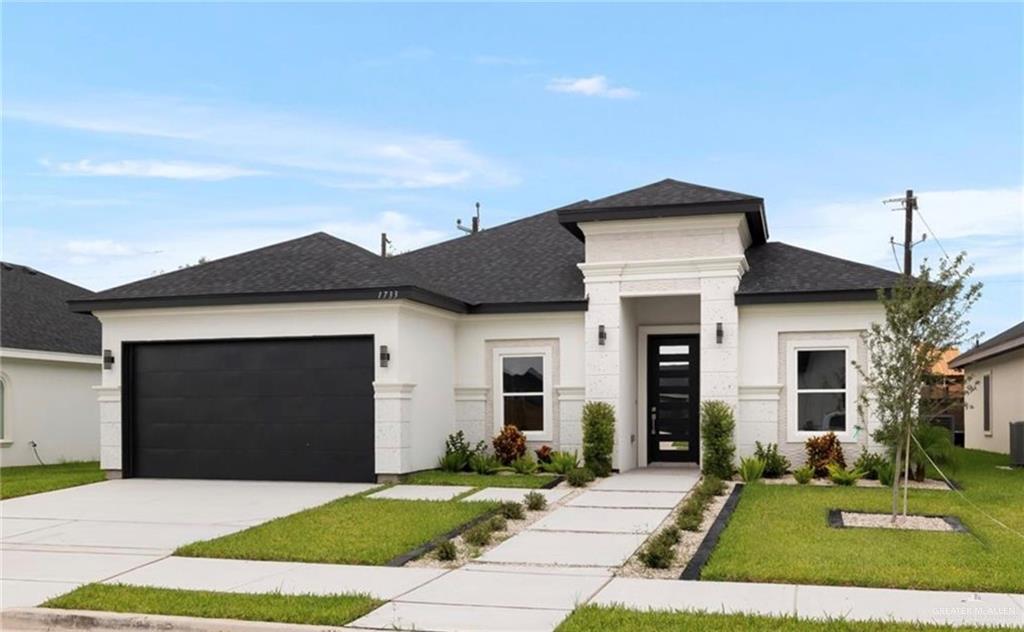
[453,386,489,445]
[699,275,741,413]
[584,279,626,467]
[373,382,415,475]
[556,385,586,454]
[95,385,122,477]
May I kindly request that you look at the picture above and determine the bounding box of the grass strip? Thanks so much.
[0,461,105,499]
[401,470,555,488]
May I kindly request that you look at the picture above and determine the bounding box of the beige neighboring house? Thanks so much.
[950,320,1024,455]
[0,262,101,466]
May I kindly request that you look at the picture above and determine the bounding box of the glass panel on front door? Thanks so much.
[647,334,700,463]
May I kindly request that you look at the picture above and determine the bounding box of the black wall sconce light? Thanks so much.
[103,349,115,370]
[716,322,724,344]
[598,325,607,346]
[379,345,391,368]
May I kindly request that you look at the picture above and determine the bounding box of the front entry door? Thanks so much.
[647,334,700,463]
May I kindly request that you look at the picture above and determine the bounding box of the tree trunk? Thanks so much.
[902,425,912,516]
[891,432,902,521]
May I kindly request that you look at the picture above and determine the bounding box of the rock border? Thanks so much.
[826,508,969,533]
[385,505,501,567]
[679,483,744,580]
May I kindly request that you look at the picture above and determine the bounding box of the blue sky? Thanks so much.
[3,3,1022,340]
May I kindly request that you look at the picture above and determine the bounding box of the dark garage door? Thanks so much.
[125,337,375,482]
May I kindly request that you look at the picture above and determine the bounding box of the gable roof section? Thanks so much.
[394,210,585,309]
[949,320,1024,368]
[68,233,466,313]
[2,262,101,355]
[736,242,905,304]
[557,178,768,244]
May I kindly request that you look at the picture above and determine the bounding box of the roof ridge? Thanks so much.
[395,209,559,259]
[1,261,96,295]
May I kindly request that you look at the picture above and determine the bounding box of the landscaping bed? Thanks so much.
[556,605,995,632]
[701,448,1024,593]
[401,469,559,489]
[0,461,105,499]
[175,495,497,566]
[44,584,381,627]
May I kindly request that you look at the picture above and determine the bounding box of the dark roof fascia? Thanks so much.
[68,286,470,315]
[468,300,588,314]
[735,289,884,306]
[949,336,1024,369]
[557,199,768,244]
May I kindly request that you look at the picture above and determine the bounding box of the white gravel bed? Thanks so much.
[762,476,949,490]
[840,511,956,531]
[407,484,584,569]
[618,480,736,579]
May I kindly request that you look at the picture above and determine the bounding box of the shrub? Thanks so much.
[437,451,467,473]
[875,460,895,486]
[656,524,681,546]
[463,523,492,547]
[911,424,956,482]
[793,465,813,485]
[700,400,736,479]
[567,467,595,487]
[676,505,704,531]
[639,536,675,569]
[492,426,527,465]
[738,456,765,483]
[699,475,727,497]
[489,515,508,531]
[827,463,865,486]
[510,453,538,475]
[434,540,457,561]
[853,447,887,480]
[469,453,501,475]
[804,432,846,477]
[582,401,615,477]
[499,501,525,520]
[535,445,553,463]
[541,450,579,475]
[524,491,547,511]
[444,431,486,471]
[753,442,791,478]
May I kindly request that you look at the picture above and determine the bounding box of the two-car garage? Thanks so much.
[121,336,376,483]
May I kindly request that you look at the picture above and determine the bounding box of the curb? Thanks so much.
[679,483,744,581]
[0,608,350,632]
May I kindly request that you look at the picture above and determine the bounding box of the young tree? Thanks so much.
[855,253,981,519]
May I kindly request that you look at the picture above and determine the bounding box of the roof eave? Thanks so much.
[735,288,885,306]
[949,337,1024,369]
[557,199,768,244]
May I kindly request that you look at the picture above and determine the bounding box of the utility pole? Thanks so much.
[380,232,391,257]
[884,189,924,276]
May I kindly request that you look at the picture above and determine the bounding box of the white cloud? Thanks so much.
[775,187,1024,280]
[47,159,264,181]
[546,75,637,99]
[65,239,140,256]
[7,95,518,190]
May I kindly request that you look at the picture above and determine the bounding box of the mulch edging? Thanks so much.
[540,475,566,489]
[679,483,744,581]
[385,506,501,567]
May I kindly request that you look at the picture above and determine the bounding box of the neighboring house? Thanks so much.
[68,179,905,482]
[927,349,965,447]
[1,262,101,466]
[950,321,1024,455]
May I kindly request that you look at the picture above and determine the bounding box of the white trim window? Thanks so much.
[787,341,857,442]
[493,347,552,441]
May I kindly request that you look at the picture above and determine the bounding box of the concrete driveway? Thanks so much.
[0,478,376,608]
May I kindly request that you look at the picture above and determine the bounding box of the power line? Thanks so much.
[915,207,949,258]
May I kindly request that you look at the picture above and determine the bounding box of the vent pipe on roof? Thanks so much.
[456,202,481,235]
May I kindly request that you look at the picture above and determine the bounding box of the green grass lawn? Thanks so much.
[703,448,1024,593]
[401,469,557,488]
[0,461,105,499]
[176,495,496,565]
[557,606,994,632]
[44,584,380,627]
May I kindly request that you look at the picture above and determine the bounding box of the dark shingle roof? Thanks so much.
[950,321,1024,368]
[736,242,905,303]
[557,178,768,243]
[394,210,584,307]
[70,233,465,313]
[1,262,100,355]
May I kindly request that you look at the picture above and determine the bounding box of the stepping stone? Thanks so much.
[528,507,670,534]
[0,579,81,609]
[353,601,569,632]
[106,557,302,593]
[592,577,796,617]
[368,485,472,501]
[478,530,647,567]
[795,584,1024,626]
[591,469,699,492]
[568,490,683,509]
[398,567,608,610]
[461,563,614,577]
[234,563,446,600]
[461,488,571,504]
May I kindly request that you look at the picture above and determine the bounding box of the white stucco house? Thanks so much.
[68,179,904,482]
[1,262,101,467]
[950,321,1024,455]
